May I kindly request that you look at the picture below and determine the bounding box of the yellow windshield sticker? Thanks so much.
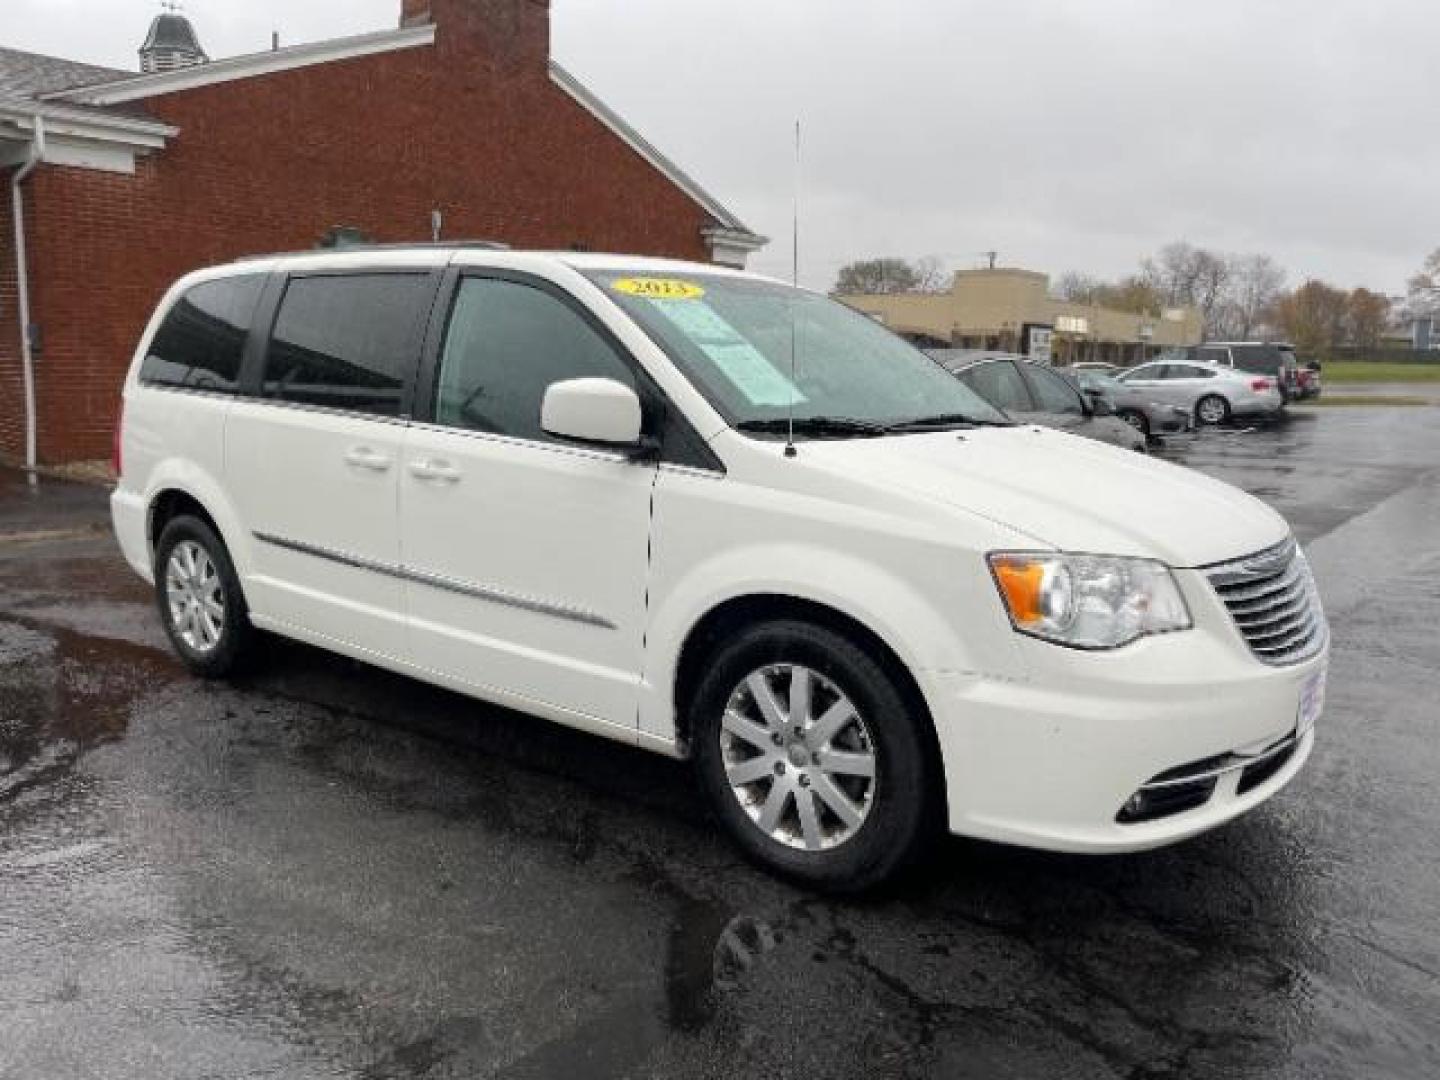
[612,277,705,301]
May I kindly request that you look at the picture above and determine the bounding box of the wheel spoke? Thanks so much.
[722,708,772,752]
[201,594,225,620]
[811,774,863,829]
[818,749,875,779]
[725,755,775,787]
[788,667,813,734]
[755,779,791,835]
[794,787,824,851]
[746,671,787,733]
[806,698,854,750]
[198,610,221,647]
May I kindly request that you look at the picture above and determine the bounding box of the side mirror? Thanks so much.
[1082,388,1114,416]
[541,378,650,453]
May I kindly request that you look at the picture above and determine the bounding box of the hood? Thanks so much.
[796,426,1289,567]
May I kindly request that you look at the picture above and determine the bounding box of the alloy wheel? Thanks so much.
[719,663,878,852]
[1197,396,1228,425]
[165,541,225,654]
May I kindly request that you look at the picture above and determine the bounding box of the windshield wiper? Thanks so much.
[735,416,889,438]
[880,413,1016,432]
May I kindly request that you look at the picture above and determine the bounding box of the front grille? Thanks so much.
[1203,537,1327,666]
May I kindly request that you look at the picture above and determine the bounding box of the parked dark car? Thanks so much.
[1067,369,1194,438]
[930,352,1147,452]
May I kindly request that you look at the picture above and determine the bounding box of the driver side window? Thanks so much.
[435,277,637,442]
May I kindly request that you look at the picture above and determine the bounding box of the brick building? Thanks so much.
[0,0,766,466]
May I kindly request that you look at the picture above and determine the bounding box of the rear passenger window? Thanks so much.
[140,275,264,392]
[434,277,637,442]
[261,274,431,417]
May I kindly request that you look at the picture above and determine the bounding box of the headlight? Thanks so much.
[988,552,1192,649]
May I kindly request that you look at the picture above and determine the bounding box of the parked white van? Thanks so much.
[113,247,1328,890]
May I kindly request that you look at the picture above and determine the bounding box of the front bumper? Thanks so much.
[922,569,1326,853]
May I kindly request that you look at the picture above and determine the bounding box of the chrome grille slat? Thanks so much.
[1213,563,1302,606]
[1245,608,1317,643]
[1203,538,1327,666]
[1253,623,1320,654]
[1232,592,1311,627]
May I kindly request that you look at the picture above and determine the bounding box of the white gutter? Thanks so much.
[11,115,45,476]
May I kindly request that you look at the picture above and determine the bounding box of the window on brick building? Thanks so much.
[140,274,265,393]
[261,274,432,417]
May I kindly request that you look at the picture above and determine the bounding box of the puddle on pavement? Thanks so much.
[0,614,177,804]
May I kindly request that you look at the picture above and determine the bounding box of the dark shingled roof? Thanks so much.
[141,14,206,58]
[0,45,130,98]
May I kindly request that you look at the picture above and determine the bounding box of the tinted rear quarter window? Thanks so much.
[262,274,432,417]
[140,275,265,392]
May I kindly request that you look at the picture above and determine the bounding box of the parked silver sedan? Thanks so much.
[1116,360,1285,425]
[1067,370,1194,438]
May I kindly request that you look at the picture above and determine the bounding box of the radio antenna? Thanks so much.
[785,119,801,459]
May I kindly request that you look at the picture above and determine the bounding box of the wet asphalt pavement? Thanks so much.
[2,407,1439,1079]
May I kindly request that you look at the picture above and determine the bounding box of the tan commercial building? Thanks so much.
[838,268,1203,365]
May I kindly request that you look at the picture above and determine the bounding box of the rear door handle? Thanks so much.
[344,446,392,472]
[409,458,461,483]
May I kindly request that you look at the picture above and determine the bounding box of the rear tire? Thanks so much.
[691,619,939,892]
[154,515,255,679]
[1196,394,1231,426]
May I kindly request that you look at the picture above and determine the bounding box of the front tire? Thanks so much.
[691,620,939,892]
[154,515,254,678]
[1195,394,1231,426]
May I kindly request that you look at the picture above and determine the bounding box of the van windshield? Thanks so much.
[585,270,1010,435]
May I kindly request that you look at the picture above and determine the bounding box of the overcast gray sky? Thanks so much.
[4,0,1436,294]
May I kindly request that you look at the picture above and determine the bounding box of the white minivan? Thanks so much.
[112,247,1328,890]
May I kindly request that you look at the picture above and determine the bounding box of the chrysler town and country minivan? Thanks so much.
[112,248,1329,890]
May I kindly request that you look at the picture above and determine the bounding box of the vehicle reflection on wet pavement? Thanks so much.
[3,404,1439,1078]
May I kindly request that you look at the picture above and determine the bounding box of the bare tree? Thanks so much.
[1140,242,1233,336]
[1227,255,1286,339]
[1053,271,1104,303]
[833,258,923,295]
[1405,248,1440,315]
[912,256,952,294]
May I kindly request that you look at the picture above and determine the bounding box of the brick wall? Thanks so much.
[2,0,722,463]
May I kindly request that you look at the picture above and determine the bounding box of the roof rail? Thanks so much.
[233,239,512,262]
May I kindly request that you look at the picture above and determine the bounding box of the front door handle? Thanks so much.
[344,446,392,472]
[409,458,461,483]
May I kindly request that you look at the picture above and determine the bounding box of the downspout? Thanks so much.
[11,114,45,476]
